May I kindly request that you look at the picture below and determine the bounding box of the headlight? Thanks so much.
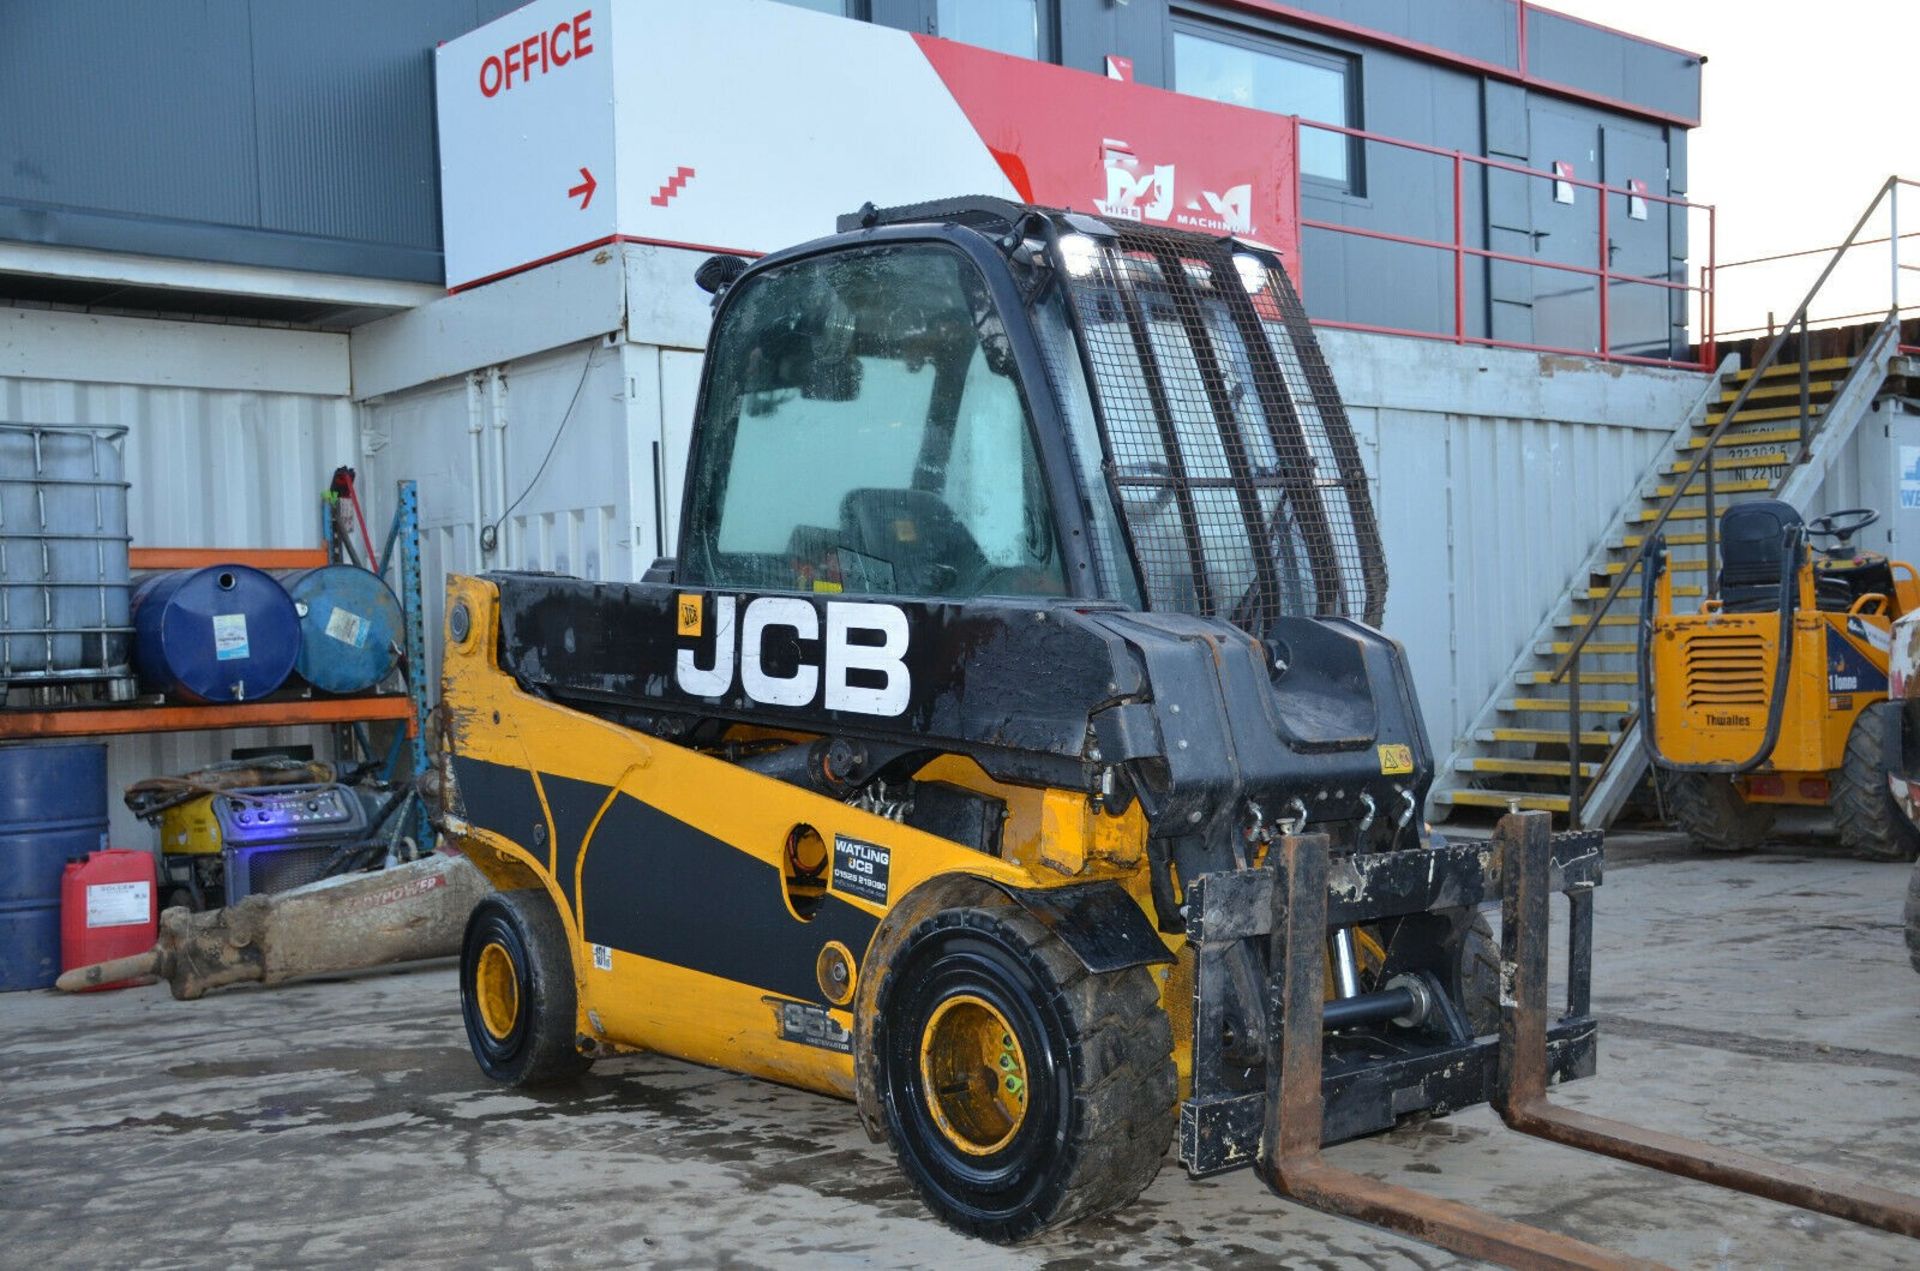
[1057,233,1101,279]
[1232,253,1268,295]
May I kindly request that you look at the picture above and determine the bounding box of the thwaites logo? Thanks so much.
[1095,142,1253,236]
[674,595,911,717]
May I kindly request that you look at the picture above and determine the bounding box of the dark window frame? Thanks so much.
[930,0,1058,64]
[1169,10,1366,197]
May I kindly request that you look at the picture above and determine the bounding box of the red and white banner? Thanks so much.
[436,0,1300,291]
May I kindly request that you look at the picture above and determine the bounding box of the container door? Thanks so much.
[1602,125,1675,359]
[1528,105,1602,354]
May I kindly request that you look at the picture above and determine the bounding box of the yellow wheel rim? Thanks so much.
[918,994,1029,1156]
[475,941,520,1041]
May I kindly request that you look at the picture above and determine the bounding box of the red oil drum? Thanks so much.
[60,849,158,991]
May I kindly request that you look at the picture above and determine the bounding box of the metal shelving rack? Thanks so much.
[0,482,432,782]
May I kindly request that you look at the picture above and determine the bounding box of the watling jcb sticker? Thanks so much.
[1377,743,1415,775]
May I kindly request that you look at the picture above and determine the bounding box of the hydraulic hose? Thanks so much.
[1639,524,1805,775]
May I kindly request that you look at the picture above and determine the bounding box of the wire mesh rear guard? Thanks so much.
[1055,220,1387,632]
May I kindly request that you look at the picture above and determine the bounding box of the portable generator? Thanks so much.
[157,782,371,909]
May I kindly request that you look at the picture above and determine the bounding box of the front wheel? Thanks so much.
[872,903,1176,1242]
[460,890,592,1087]
[1835,703,1920,862]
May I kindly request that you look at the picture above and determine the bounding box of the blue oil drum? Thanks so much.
[0,741,108,990]
[131,565,300,703]
[276,566,404,694]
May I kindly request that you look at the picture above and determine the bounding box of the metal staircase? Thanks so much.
[1431,177,1917,827]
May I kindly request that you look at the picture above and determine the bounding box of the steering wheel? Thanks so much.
[1805,507,1879,546]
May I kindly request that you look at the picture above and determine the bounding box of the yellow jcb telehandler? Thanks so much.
[437,199,1920,1263]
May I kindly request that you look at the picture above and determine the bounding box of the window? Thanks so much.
[683,245,1066,601]
[935,0,1046,61]
[772,0,857,15]
[1173,27,1359,189]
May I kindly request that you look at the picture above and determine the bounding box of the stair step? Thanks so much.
[1538,640,1636,656]
[1678,427,1807,451]
[1621,531,1708,548]
[1662,451,1792,475]
[1456,756,1602,778]
[1551,612,1641,628]
[1477,726,1622,745]
[1436,788,1572,813]
[1716,379,1840,404]
[1516,669,1637,685]
[1581,584,1701,597]
[1501,696,1636,714]
[1702,403,1827,426]
[1596,558,1706,575]
[1723,356,1852,383]
[1644,478,1773,500]
[1626,506,1722,523]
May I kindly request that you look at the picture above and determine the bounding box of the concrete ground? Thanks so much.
[4,830,1917,1269]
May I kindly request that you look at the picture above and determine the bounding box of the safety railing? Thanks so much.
[1296,118,1717,371]
[1547,175,1916,825]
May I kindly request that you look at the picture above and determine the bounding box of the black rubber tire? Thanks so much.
[1456,911,1501,1038]
[1659,769,1774,852]
[1372,909,1500,1038]
[1835,703,1920,862]
[872,903,1176,1243]
[1905,862,1920,974]
[459,890,591,1087]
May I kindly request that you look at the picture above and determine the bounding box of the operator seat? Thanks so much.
[1717,501,1802,613]
[839,488,986,597]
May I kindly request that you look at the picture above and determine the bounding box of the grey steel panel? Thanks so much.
[1285,0,1515,66]
[1523,7,1700,122]
[0,1,259,223]
[1483,79,1529,160]
[249,1,479,249]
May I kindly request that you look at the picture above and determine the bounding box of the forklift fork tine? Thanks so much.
[1260,832,1663,1271]
[1494,810,1920,1241]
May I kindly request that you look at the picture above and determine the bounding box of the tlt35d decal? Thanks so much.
[675,595,910,716]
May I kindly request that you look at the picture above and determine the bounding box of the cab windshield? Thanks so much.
[680,244,1066,601]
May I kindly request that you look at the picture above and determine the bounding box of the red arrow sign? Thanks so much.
[568,167,597,210]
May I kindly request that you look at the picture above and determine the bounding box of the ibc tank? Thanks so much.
[0,741,108,991]
[277,566,405,694]
[131,565,301,703]
[0,424,132,685]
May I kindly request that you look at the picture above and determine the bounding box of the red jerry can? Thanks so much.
[60,849,159,991]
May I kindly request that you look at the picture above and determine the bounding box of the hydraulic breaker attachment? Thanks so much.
[1494,811,1920,1240]
[55,853,489,1000]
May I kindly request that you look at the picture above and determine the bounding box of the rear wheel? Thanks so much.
[1835,703,1920,862]
[1659,769,1774,853]
[872,902,1175,1242]
[460,890,591,1087]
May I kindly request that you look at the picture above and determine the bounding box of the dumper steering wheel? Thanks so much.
[1806,508,1878,548]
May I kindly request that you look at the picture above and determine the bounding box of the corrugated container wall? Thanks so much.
[1,311,356,848]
